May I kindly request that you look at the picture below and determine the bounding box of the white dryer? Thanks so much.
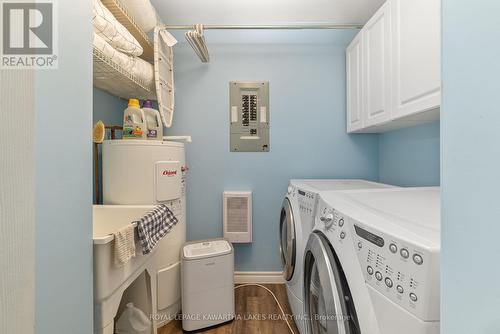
[303,187,440,334]
[280,180,394,333]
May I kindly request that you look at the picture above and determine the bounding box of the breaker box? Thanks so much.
[229,81,269,152]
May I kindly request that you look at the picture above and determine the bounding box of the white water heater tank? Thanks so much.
[102,140,185,205]
[101,139,187,327]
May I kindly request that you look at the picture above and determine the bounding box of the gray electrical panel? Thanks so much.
[229,81,269,152]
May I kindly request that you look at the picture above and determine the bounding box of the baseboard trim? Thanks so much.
[234,271,285,284]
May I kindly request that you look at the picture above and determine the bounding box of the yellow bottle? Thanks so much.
[123,98,147,139]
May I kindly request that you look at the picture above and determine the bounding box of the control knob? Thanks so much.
[320,214,334,229]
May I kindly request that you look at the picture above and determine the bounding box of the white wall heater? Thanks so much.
[223,191,252,243]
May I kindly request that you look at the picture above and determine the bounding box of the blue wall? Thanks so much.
[168,31,379,271]
[93,88,126,128]
[93,30,442,272]
[442,1,500,333]
[35,0,93,333]
[93,88,125,203]
[378,121,440,186]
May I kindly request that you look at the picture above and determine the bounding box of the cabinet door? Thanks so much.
[363,2,392,127]
[391,0,441,119]
[346,33,363,133]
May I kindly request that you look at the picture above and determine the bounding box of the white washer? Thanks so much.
[280,180,395,333]
[303,187,440,334]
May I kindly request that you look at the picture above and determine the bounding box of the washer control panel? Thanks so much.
[297,188,316,215]
[316,204,350,245]
[296,188,318,231]
[349,219,438,321]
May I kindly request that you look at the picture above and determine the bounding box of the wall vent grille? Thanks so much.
[223,191,252,243]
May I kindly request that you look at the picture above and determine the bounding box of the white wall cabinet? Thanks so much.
[346,33,363,132]
[362,1,392,127]
[346,0,440,133]
[391,0,441,119]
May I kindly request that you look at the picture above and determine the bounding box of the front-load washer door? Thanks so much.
[280,197,296,281]
[304,232,360,334]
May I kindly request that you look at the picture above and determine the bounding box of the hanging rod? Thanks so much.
[163,24,363,30]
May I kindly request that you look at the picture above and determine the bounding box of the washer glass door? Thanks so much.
[304,232,360,334]
[280,197,296,281]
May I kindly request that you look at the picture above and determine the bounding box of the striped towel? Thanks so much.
[135,204,178,255]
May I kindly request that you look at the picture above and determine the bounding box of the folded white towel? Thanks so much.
[93,32,155,90]
[114,224,136,267]
[93,0,143,56]
[118,0,160,33]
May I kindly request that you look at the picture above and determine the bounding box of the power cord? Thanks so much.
[234,283,296,334]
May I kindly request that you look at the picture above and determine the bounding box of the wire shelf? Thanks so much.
[100,0,154,61]
[93,47,156,100]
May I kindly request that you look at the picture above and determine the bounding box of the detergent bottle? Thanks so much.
[115,303,152,334]
[142,100,163,140]
[123,98,147,139]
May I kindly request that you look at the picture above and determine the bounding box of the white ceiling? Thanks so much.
[151,0,386,26]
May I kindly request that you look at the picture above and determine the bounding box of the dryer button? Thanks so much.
[375,271,383,281]
[367,266,374,275]
[340,231,346,239]
[338,218,344,227]
[397,285,404,294]
[400,248,410,259]
[413,254,424,265]
[410,293,418,302]
[385,277,393,288]
[389,243,398,254]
